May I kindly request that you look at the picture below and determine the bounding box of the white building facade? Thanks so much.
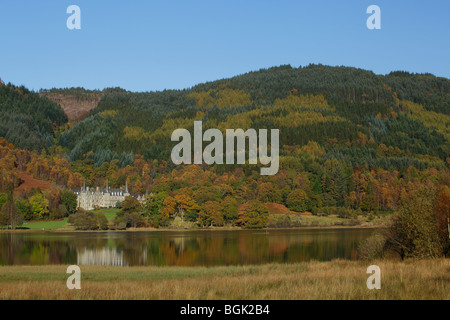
[75,180,131,210]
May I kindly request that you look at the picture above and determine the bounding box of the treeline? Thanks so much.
[192,64,394,106]
[39,87,126,100]
[0,186,77,229]
[105,161,448,228]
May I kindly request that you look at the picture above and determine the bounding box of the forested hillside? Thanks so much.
[0,81,67,152]
[60,64,449,168]
[0,65,449,251]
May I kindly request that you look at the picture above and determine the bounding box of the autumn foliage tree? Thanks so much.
[286,189,308,212]
[435,186,450,255]
[120,196,143,214]
[0,189,23,229]
[237,200,269,229]
[29,192,49,220]
[387,184,445,259]
[198,201,224,227]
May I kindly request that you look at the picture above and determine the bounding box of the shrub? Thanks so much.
[147,215,161,228]
[336,207,357,219]
[117,222,127,230]
[55,204,68,219]
[96,212,109,230]
[316,206,357,218]
[113,212,145,229]
[70,211,109,230]
[357,233,387,260]
[169,216,196,229]
[268,214,302,228]
[121,196,142,214]
[125,212,144,228]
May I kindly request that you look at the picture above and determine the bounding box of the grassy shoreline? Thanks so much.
[1,209,390,233]
[0,259,448,300]
[0,223,386,233]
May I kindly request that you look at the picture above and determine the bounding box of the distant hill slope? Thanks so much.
[0,81,67,152]
[1,64,449,172]
[56,64,449,170]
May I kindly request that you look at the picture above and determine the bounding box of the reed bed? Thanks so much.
[0,259,448,300]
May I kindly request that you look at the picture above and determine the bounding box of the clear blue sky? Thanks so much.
[1,0,449,92]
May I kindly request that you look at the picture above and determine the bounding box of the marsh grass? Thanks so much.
[0,259,448,300]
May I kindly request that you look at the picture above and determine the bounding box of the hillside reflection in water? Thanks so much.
[0,228,375,266]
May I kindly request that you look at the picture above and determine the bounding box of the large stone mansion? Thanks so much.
[75,180,145,210]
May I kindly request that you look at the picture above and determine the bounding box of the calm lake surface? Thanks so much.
[0,228,376,266]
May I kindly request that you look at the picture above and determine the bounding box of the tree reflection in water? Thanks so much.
[0,229,375,266]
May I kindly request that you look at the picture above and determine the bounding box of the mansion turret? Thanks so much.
[75,180,144,210]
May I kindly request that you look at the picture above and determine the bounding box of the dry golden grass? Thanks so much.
[0,259,448,300]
